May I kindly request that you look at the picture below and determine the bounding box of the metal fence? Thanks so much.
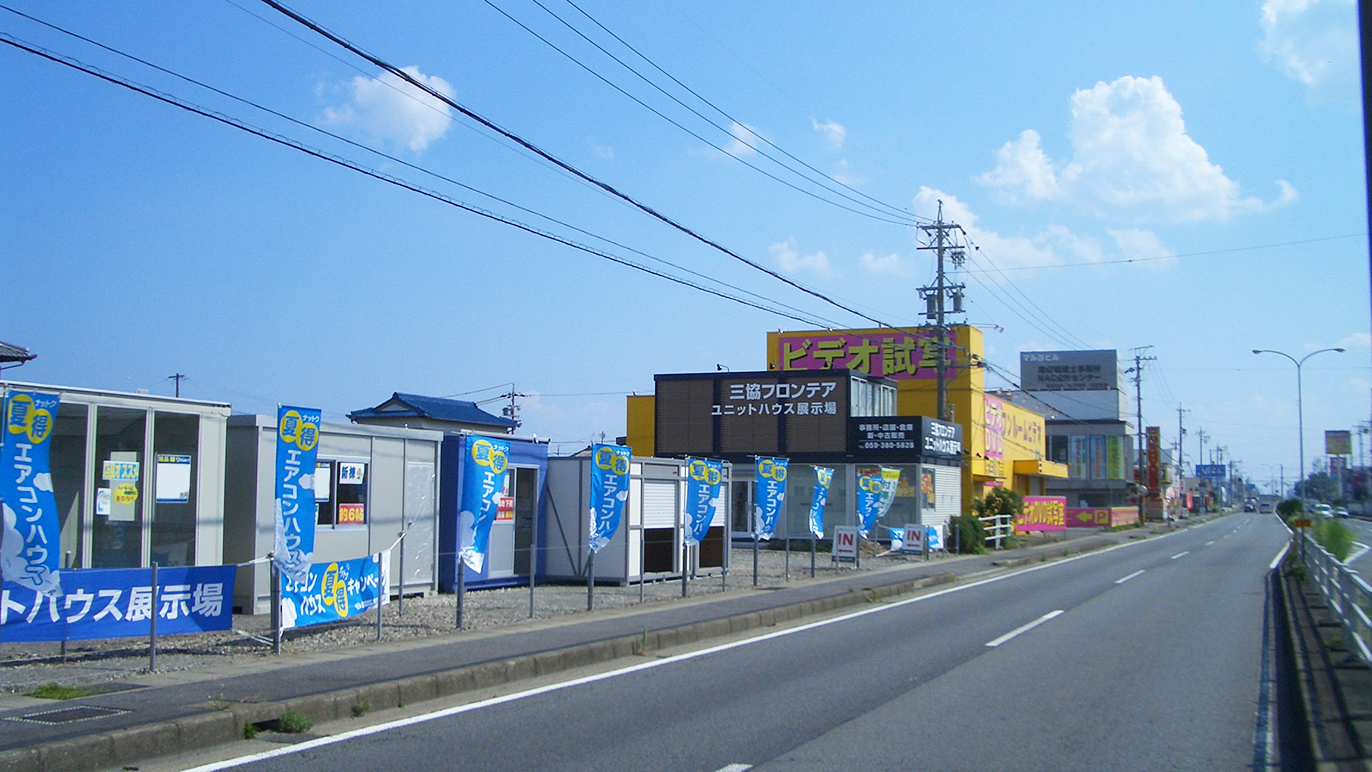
[1293,528,1372,665]
[979,513,1014,550]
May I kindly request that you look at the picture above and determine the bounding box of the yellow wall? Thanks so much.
[625,394,655,457]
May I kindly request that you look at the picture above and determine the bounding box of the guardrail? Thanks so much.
[979,513,1014,550]
[1293,527,1372,665]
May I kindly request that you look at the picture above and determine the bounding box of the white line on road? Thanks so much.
[1171,551,1189,560]
[1269,545,1289,570]
[986,610,1065,648]
[1347,542,1370,564]
[1205,541,1216,546]
[1115,570,1145,585]
[715,765,752,772]
[173,536,1188,772]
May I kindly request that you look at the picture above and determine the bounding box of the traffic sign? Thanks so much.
[1293,518,1312,529]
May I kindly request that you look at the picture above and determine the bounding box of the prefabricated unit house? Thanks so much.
[541,455,731,585]
[223,415,442,615]
[437,433,549,591]
[0,381,230,571]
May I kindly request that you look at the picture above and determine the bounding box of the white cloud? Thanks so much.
[978,76,1292,222]
[1107,228,1175,269]
[859,251,912,277]
[1337,332,1372,349]
[914,187,1057,272]
[1261,0,1358,87]
[978,130,1062,204]
[812,118,847,150]
[770,238,833,276]
[592,144,615,160]
[831,158,865,187]
[724,122,762,156]
[321,67,454,152]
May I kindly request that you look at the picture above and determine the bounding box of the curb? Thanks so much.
[0,571,958,772]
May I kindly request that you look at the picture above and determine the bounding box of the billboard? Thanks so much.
[1196,464,1226,479]
[1326,430,1352,455]
[1017,496,1067,532]
[655,371,852,458]
[1146,427,1161,491]
[773,329,956,380]
[1020,350,1118,392]
[848,416,963,460]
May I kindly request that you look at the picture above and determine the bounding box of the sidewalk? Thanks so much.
[0,525,1172,772]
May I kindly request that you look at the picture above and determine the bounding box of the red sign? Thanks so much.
[337,503,365,525]
[1146,427,1161,491]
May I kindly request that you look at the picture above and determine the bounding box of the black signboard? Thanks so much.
[848,416,963,460]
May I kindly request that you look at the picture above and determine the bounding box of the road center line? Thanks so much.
[1171,551,1189,560]
[715,765,752,772]
[1205,540,1216,546]
[986,610,1064,648]
[1114,569,1145,585]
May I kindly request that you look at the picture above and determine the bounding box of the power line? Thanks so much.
[255,0,894,328]
[960,233,1367,273]
[0,33,840,328]
[0,4,849,331]
[515,0,922,225]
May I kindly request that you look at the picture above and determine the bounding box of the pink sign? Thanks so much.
[984,396,1006,460]
[1067,507,1137,528]
[1016,496,1067,532]
[775,330,956,380]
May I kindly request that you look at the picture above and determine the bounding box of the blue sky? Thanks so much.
[2,0,1368,488]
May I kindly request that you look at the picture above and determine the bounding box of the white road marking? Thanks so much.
[1205,541,1216,546]
[986,610,1065,648]
[1269,545,1289,570]
[1171,551,1189,560]
[1115,569,1145,585]
[173,536,1193,772]
[1346,542,1370,564]
[715,765,752,772]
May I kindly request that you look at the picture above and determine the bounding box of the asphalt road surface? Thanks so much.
[186,513,1290,772]
[1340,516,1372,577]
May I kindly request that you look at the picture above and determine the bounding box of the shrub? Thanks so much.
[947,513,986,554]
[1312,517,1355,562]
[278,709,313,734]
[1276,499,1303,520]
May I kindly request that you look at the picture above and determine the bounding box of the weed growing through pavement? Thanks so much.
[278,709,312,734]
[351,698,371,718]
[27,683,92,700]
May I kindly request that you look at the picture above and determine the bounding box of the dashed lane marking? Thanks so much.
[1115,570,1145,585]
[986,610,1065,648]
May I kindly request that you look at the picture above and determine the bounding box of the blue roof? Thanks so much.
[348,392,518,429]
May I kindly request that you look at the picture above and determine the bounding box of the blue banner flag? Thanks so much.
[808,466,833,538]
[1,565,235,642]
[588,444,631,553]
[856,469,884,537]
[684,458,724,546]
[890,527,905,551]
[274,406,321,586]
[927,525,944,552]
[459,437,510,573]
[280,551,390,630]
[753,457,788,540]
[1,390,62,596]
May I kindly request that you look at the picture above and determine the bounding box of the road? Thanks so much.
[1340,516,1372,576]
[184,514,1291,772]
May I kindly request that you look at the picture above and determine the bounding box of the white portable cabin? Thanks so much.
[542,456,731,584]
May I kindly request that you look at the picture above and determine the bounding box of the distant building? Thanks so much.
[348,392,518,434]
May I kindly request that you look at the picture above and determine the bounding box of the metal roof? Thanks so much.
[348,392,518,429]
[0,340,35,364]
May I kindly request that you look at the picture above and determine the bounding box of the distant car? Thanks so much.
[1258,502,1273,514]
[1243,501,1256,512]
[1312,503,1333,517]
[1333,506,1350,518]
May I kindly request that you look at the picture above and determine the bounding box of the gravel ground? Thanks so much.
[0,542,966,694]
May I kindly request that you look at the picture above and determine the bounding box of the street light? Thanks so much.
[1252,347,1345,499]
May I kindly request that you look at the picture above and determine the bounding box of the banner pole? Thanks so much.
[456,561,465,630]
[376,553,383,641]
[752,534,759,587]
[397,527,406,618]
[784,534,790,582]
[681,541,688,598]
[639,524,646,603]
[586,550,595,611]
[149,562,158,673]
[530,503,539,620]
[270,559,281,656]
[811,535,816,578]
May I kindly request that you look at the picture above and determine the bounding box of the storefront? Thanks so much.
[1,381,230,571]
[625,369,964,542]
[224,415,442,614]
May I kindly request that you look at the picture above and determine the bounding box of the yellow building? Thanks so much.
[763,325,1067,512]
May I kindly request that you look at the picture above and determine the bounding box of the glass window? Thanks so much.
[782,464,851,538]
[92,406,146,568]
[51,402,88,569]
[151,412,198,566]
[316,459,368,527]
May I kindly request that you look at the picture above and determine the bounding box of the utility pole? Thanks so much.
[169,373,186,398]
[917,201,967,422]
[1129,347,1156,524]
